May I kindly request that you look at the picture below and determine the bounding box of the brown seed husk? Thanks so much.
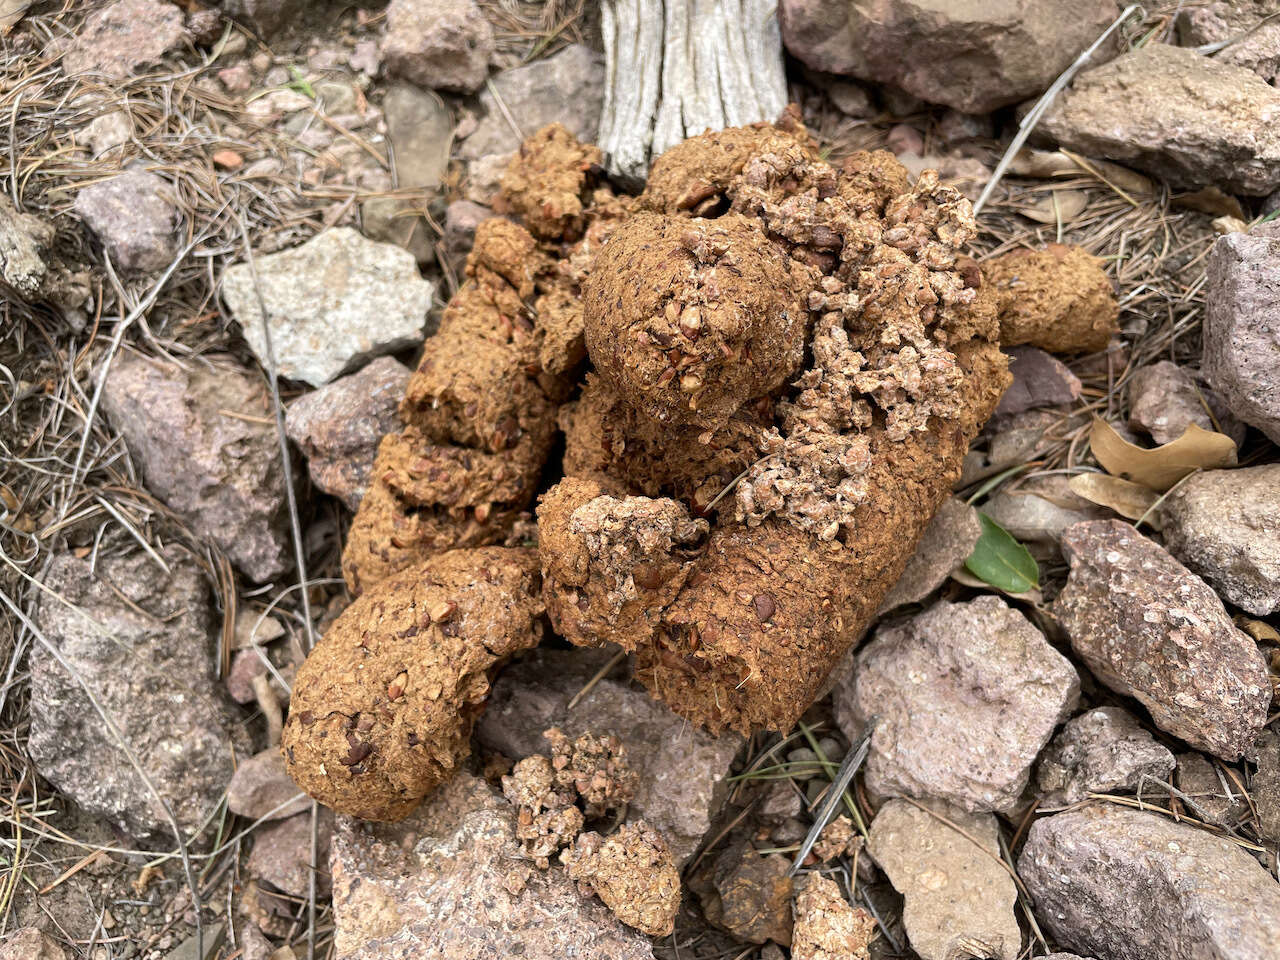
[282,547,544,821]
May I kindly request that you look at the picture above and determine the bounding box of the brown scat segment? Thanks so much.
[537,477,708,651]
[562,821,681,937]
[499,122,604,242]
[282,547,544,821]
[984,243,1119,353]
[583,212,812,430]
[792,873,876,960]
[544,727,638,819]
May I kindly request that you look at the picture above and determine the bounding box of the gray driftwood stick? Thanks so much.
[600,0,788,185]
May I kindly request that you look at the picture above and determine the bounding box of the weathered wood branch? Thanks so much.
[599,0,788,184]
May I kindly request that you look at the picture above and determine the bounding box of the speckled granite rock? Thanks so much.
[74,169,180,273]
[381,0,494,94]
[1035,706,1175,805]
[1053,520,1270,759]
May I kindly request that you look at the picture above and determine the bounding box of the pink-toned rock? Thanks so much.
[330,772,652,959]
[780,0,1123,113]
[285,356,410,510]
[878,496,981,612]
[837,596,1079,812]
[1019,804,1280,960]
[74,169,180,273]
[381,0,494,93]
[226,648,267,704]
[62,0,187,78]
[248,809,332,898]
[1127,360,1241,445]
[0,928,66,960]
[996,346,1082,416]
[1053,520,1270,759]
[1178,1,1280,84]
[1035,706,1175,806]
[227,748,308,822]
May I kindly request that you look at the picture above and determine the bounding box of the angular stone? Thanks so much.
[248,810,332,898]
[74,169,179,273]
[62,0,186,79]
[477,648,742,866]
[837,596,1079,812]
[983,475,1107,546]
[285,356,410,510]
[381,0,495,94]
[0,197,55,301]
[1019,804,1280,960]
[226,648,267,705]
[1175,752,1249,829]
[442,199,491,274]
[227,749,308,822]
[1203,232,1280,442]
[699,841,793,946]
[878,496,981,612]
[0,928,66,960]
[1036,706,1175,806]
[458,45,605,160]
[996,346,1081,417]
[101,353,289,582]
[383,84,452,192]
[1127,360,1237,445]
[330,773,652,959]
[1158,465,1280,615]
[1178,1,1280,84]
[221,227,434,387]
[868,798,1021,960]
[221,0,304,38]
[1255,729,1280,841]
[780,0,1123,114]
[1038,44,1280,195]
[29,548,247,844]
[361,197,433,264]
[1054,520,1270,759]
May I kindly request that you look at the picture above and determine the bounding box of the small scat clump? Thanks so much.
[502,755,584,868]
[792,874,876,960]
[811,815,861,863]
[983,242,1118,354]
[562,821,681,937]
[281,547,544,820]
[545,726,638,819]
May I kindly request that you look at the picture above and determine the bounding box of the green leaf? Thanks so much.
[287,65,315,99]
[965,513,1039,593]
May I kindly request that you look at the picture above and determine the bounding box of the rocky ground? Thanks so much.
[1,1,1279,959]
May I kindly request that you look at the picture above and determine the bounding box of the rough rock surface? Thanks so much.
[458,45,605,159]
[995,346,1082,416]
[1178,0,1280,84]
[837,595,1079,812]
[101,353,289,581]
[983,475,1107,546]
[383,84,453,191]
[878,496,981,612]
[1159,465,1280,615]
[248,810,333,898]
[477,648,742,866]
[1053,520,1270,759]
[1036,706,1175,806]
[329,773,652,960]
[868,798,1021,960]
[29,548,246,844]
[1019,804,1280,960]
[221,227,434,387]
[1254,730,1280,842]
[227,749,308,822]
[1176,752,1249,830]
[0,929,66,960]
[285,356,411,510]
[1202,232,1280,442]
[1127,360,1222,444]
[700,842,794,946]
[73,169,180,273]
[222,0,304,37]
[381,0,494,93]
[62,0,187,78]
[779,0,1123,114]
[1038,43,1280,195]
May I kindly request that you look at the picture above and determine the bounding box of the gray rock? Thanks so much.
[868,798,1021,960]
[462,152,511,205]
[1036,707,1175,806]
[826,78,875,118]
[221,227,434,387]
[442,199,491,274]
[458,45,605,160]
[1159,465,1280,615]
[1178,0,1280,84]
[221,0,304,38]
[995,346,1082,417]
[84,111,133,157]
[381,0,495,94]
[360,197,434,264]
[101,353,289,582]
[1255,730,1280,842]
[29,548,247,844]
[836,595,1079,813]
[248,810,332,898]
[62,0,187,78]
[383,84,452,192]
[780,0,1123,114]
[878,496,981,612]
[74,169,179,273]
[1053,520,1270,759]
[285,356,410,510]
[477,648,742,866]
[1019,804,1280,960]
[1203,232,1280,442]
[1038,43,1280,195]
[1127,360,1240,445]
[1,197,55,301]
[1175,752,1249,829]
[983,475,1107,546]
[227,748,308,822]
[330,772,652,960]
[0,928,66,960]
